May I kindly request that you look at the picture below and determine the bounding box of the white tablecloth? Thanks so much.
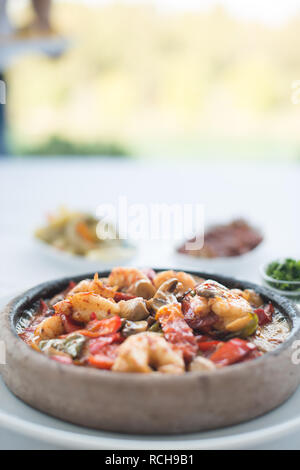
[0,156,299,449]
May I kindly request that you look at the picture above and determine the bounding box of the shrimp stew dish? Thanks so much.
[18,268,291,374]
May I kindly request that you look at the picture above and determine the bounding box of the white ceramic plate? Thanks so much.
[173,241,266,279]
[33,238,137,271]
[1,293,300,450]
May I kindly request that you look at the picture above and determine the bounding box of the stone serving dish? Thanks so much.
[1,270,300,434]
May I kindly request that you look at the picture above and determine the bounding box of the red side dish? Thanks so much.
[177,219,263,258]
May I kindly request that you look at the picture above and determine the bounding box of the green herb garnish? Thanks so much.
[266,258,300,291]
[39,333,86,359]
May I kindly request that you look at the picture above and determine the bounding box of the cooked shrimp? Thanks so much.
[188,356,217,372]
[68,273,116,299]
[112,332,184,374]
[188,295,210,316]
[241,289,264,308]
[196,280,256,333]
[231,288,264,308]
[66,292,120,323]
[54,292,149,323]
[154,270,196,292]
[34,315,64,340]
[108,267,148,292]
[113,332,150,372]
[53,298,73,317]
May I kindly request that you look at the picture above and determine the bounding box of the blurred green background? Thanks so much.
[5,0,300,160]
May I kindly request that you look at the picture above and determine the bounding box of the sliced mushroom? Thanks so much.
[134,279,156,299]
[195,280,228,299]
[147,278,179,313]
[34,315,64,340]
[118,297,150,321]
[122,320,148,337]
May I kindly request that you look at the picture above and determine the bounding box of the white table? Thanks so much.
[0,156,299,449]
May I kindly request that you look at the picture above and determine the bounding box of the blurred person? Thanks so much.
[32,0,52,31]
[18,0,55,37]
[0,0,54,39]
[0,0,65,155]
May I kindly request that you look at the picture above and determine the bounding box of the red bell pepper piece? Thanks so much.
[87,317,124,368]
[210,338,257,366]
[61,314,82,333]
[141,268,156,284]
[75,329,103,338]
[195,335,211,343]
[156,303,198,362]
[241,349,263,362]
[255,303,274,326]
[88,354,114,370]
[86,315,122,335]
[39,299,49,315]
[76,316,122,338]
[182,298,218,332]
[195,334,222,352]
[88,343,120,370]
[114,292,136,302]
[198,340,223,352]
[89,336,114,355]
[50,355,73,365]
[89,332,123,355]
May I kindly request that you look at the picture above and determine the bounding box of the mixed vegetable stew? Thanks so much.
[18,268,290,374]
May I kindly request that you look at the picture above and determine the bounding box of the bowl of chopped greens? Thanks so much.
[260,258,300,301]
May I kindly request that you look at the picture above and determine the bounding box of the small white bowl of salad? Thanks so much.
[34,207,136,270]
